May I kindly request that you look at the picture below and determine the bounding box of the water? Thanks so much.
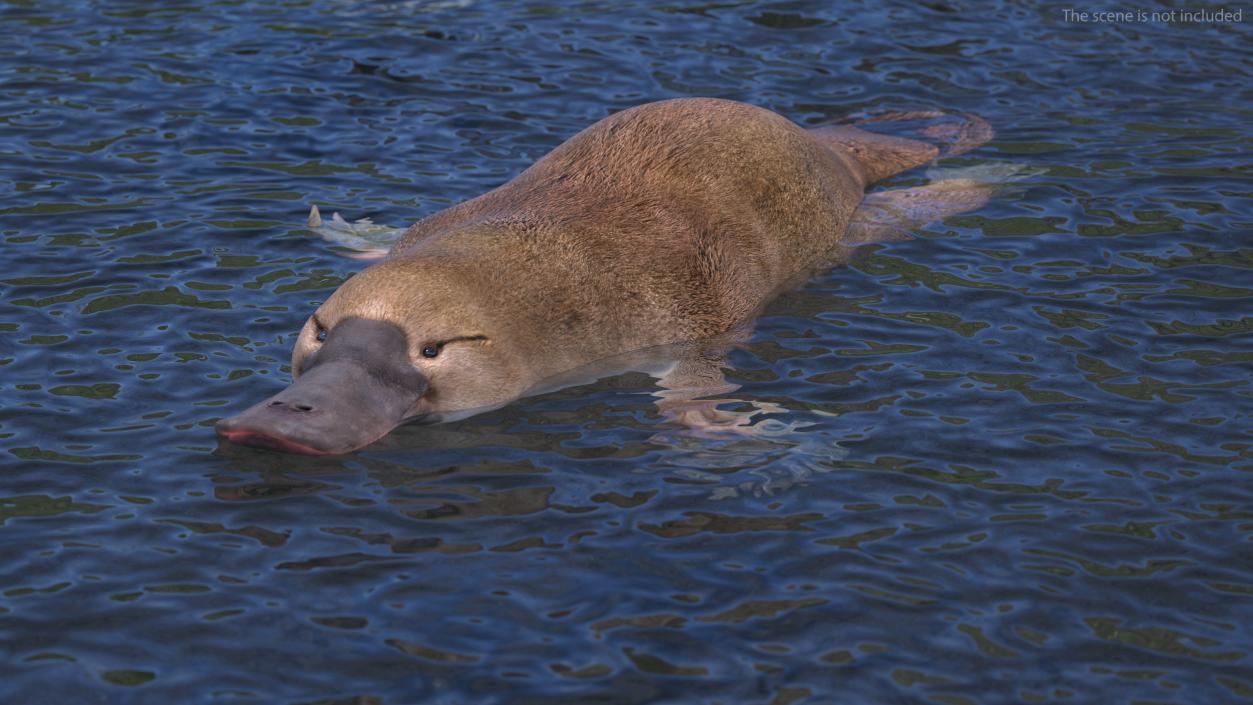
[2,1,1250,703]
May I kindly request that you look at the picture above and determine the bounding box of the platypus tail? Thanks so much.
[807,110,993,186]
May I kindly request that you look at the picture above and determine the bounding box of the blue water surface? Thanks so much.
[1,1,1250,703]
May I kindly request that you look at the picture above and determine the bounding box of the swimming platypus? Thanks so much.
[216,98,994,454]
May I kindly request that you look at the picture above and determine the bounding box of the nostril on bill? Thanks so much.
[264,399,314,413]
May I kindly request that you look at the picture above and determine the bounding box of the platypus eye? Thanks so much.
[313,318,327,343]
[421,344,439,359]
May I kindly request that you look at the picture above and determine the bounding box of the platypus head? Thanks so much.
[215,256,526,455]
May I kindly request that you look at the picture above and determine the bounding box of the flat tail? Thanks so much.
[808,110,994,186]
[808,124,940,185]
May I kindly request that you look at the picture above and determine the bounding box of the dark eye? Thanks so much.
[315,327,327,342]
[421,344,439,359]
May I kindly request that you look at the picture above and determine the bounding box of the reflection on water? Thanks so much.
[1,1,1250,703]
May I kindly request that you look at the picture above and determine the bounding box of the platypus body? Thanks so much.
[216,98,992,455]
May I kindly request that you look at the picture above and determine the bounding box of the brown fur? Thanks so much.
[295,98,983,416]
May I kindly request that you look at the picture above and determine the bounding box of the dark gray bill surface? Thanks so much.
[215,318,427,455]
